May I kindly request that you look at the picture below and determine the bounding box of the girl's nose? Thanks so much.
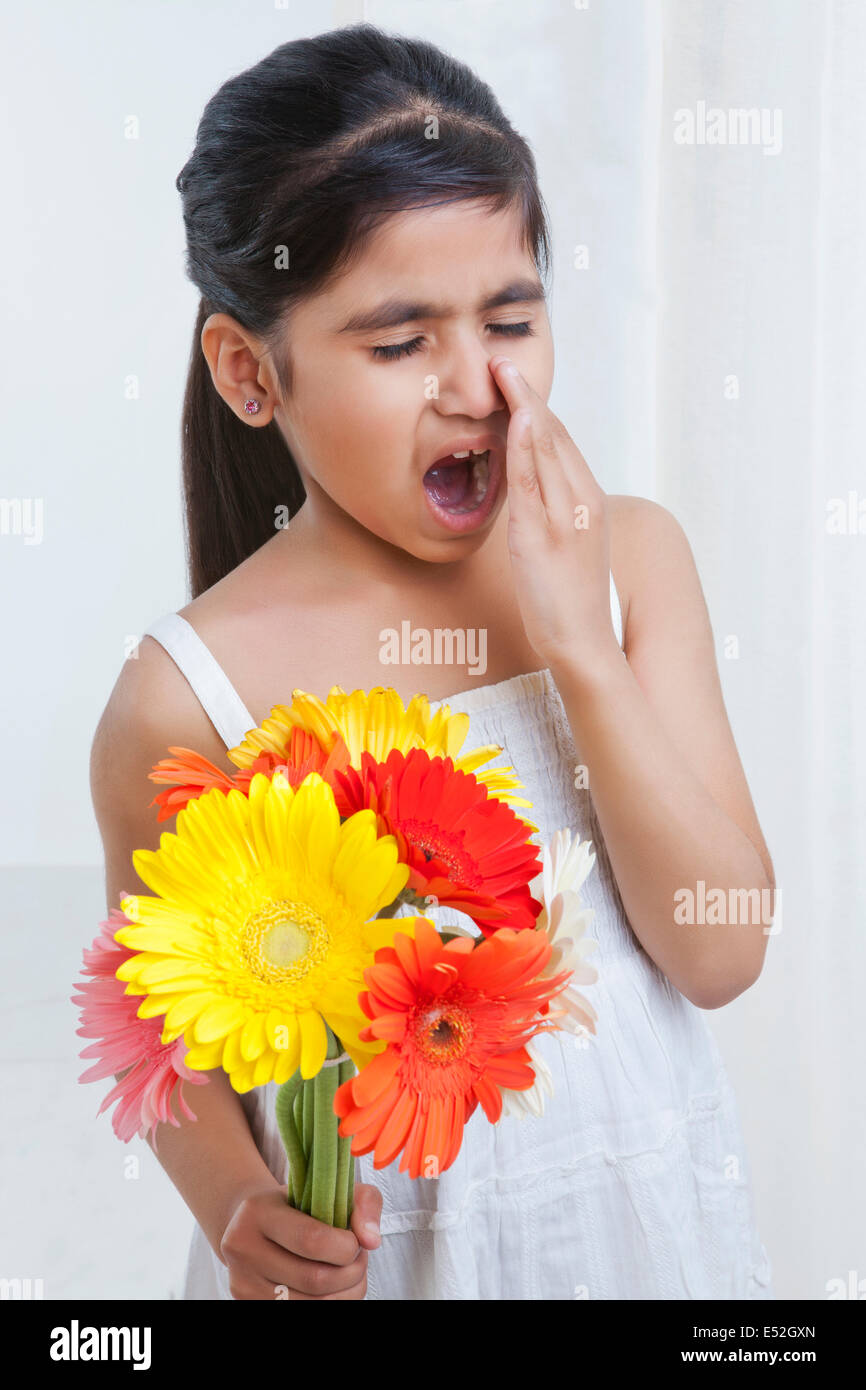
[433,340,508,419]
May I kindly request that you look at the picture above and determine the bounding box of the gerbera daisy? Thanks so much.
[499,827,600,1121]
[226,686,536,825]
[532,828,600,1036]
[71,908,208,1148]
[499,1034,556,1121]
[147,726,351,822]
[334,747,543,935]
[114,770,419,1091]
[333,917,572,1177]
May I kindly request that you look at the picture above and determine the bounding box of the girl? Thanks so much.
[91,24,776,1300]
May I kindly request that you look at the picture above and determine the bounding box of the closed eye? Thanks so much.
[371,321,535,362]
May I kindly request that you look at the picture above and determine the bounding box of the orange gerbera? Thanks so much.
[147,727,351,822]
[333,747,542,934]
[333,917,572,1178]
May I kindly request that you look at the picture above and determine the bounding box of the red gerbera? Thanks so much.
[332,747,542,935]
[334,917,571,1177]
[147,727,351,821]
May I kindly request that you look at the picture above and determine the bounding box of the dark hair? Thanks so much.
[176,22,552,598]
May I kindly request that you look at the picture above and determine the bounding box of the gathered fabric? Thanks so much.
[143,573,774,1300]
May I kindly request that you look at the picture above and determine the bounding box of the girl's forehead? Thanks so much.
[307,204,540,327]
[357,198,529,260]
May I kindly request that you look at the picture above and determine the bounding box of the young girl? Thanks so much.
[91,24,776,1300]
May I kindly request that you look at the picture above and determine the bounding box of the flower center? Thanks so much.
[412,1001,472,1065]
[401,817,481,887]
[240,899,329,984]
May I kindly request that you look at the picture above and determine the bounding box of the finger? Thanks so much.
[488,355,545,418]
[350,1182,383,1250]
[521,406,578,529]
[505,408,547,529]
[354,1181,383,1221]
[264,1201,362,1266]
[492,355,586,519]
[229,1261,368,1301]
[253,1237,369,1296]
[278,1277,368,1301]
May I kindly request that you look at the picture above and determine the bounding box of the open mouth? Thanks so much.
[422,450,492,514]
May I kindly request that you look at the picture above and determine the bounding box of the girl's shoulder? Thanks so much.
[607,493,697,656]
[171,532,394,716]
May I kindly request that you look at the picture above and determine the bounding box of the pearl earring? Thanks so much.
[243,398,261,415]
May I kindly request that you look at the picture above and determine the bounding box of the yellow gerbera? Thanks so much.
[227,686,535,822]
[114,770,420,1092]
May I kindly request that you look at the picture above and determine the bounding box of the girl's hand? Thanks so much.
[488,355,620,673]
[219,1180,382,1300]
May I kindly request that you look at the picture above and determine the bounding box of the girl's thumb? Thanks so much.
[351,1181,383,1249]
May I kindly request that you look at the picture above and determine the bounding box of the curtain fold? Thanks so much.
[371,0,866,1300]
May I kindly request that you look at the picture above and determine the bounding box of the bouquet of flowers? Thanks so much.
[73,687,600,1226]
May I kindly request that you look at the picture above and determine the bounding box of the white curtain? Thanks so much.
[651,0,866,1302]
[369,0,866,1298]
[2,0,861,1298]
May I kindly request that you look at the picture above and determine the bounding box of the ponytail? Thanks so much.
[181,299,304,599]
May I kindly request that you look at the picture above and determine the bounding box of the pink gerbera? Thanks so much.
[72,906,208,1149]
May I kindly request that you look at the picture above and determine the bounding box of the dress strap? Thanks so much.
[143,613,257,750]
[609,569,623,648]
[144,575,623,751]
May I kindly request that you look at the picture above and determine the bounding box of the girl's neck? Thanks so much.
[282,484,513,602]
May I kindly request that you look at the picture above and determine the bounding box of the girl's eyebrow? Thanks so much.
[336,277,546,334]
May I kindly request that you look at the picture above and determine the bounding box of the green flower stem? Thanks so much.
[311,1063,338,1224]
[274,1072,306,1207]
[292,1087,304,1153]
[333,1057,356,1229]
[274,1027,354,1225]
[309,1024,345,1224]
[300,1143,314,1214]
[302,1079,313,1162]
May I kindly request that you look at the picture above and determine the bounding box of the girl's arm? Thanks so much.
[89,640,380,1297]
[553,497,775,1009]
[488,358,775,1010]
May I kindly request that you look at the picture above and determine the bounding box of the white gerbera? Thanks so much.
[499,828,600,1122]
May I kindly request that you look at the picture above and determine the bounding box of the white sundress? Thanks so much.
[142,571,775,1300]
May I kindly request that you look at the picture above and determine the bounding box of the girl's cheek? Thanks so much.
[525,350,554,402]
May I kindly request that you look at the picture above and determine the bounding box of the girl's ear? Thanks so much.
[200,312,278,426]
